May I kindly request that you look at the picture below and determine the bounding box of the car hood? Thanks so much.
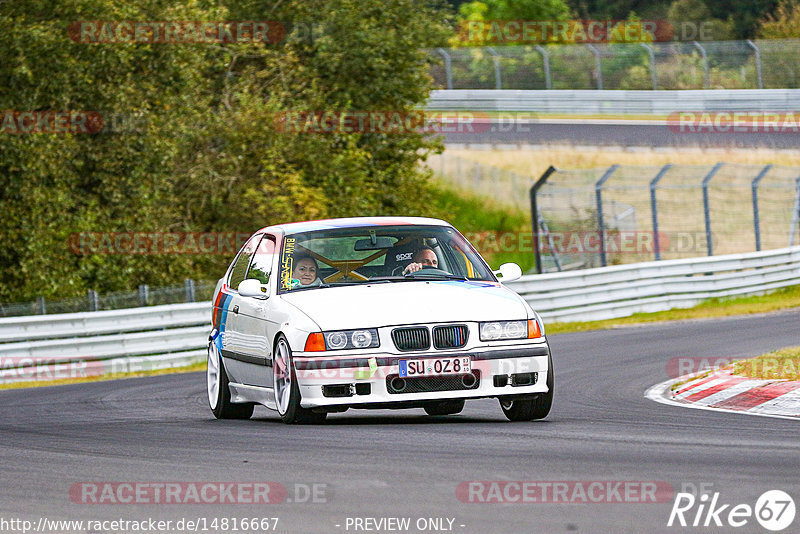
[281,280,528,330]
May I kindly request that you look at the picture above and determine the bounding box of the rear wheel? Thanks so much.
[500,353,553,422]
[273,335,327,424]
[424,399,465,416]
[207,341,254,420]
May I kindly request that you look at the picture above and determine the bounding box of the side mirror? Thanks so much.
[238,278,270,299]
[494,262,522,283]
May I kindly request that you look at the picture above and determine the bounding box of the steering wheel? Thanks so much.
[409,266,451,276]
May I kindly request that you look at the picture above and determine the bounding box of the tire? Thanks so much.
[273,335,327,424]
[423,399,465,416]
[499,352,554,422]
[207,341,254,420]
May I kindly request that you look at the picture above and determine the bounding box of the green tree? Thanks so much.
[0,0,453,303]
[759,0,800,38]
[459,0,571,22]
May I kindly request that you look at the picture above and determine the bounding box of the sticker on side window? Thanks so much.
[280,238,296,290]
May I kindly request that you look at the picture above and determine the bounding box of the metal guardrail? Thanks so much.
[0,279,216,318]
[0,302,210,342]
[426,89,800,114]
[0,303,210,383]
[426,89,800,116]
[508,246,800,322]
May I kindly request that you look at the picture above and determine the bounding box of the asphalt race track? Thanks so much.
[1,310,798,534]
[438,120,800,148]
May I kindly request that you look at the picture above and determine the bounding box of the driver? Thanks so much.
[402,247,439,275]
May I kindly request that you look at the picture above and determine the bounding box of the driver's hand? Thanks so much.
[402,262,423,275]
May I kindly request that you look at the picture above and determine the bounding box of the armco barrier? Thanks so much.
[508,246,800,322]
[425,89,800,114]
[0,303,211,383]
[0,302,210,342]
[1,246,798,383]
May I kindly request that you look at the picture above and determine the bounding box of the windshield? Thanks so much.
[278,224,495,293]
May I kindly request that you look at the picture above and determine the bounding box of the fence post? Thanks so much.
[640,44,657,90]
[650,164,672,261]
[139,284,149,306]
[702,163,724,256]
[596,164,620,267]
[692,41,710,89]
[790,177,800,246]
[88,290,98,312]
[746,40,763,89]
[586,44,603,90]
[436,48,453,90]
[751,164,773,251]
[535,45,552,89]
[486,46,502,89]
[37,296,46,315]
[185,279,196,302]
[531,165,557,274]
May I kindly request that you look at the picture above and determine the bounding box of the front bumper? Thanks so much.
[292,343,551,408]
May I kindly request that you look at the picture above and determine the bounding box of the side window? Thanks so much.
[228,234,261,290]
[246,235,276,285]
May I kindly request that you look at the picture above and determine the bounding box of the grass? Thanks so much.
[428,181,534,271]
[546,284,800,334]
[0,360,205,390]
[732,346,800,381]
[445,147,800,180]
[670,346,800,390]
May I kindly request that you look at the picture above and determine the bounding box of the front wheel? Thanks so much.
[207,341,254,420]
[273,335,327,424]
[499,353,553,422]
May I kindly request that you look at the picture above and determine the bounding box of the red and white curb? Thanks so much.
[646,370,800,420]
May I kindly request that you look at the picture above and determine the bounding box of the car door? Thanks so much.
[235,233,279,387]
[220,233,262,385]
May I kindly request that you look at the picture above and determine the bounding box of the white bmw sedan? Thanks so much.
[207,217,553,423]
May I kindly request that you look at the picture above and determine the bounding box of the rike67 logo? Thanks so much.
[668,488,796,531]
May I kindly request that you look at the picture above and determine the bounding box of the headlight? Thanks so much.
[322,328,380,350]
[479,320,538,341]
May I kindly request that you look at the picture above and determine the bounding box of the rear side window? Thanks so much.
[228,234,261,290]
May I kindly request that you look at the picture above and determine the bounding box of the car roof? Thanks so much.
[257,216,453,236]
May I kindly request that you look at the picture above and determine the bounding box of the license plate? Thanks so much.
[398,356,471,378]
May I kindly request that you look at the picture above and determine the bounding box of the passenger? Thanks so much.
[292,254,322,287]
[402,247,439,275]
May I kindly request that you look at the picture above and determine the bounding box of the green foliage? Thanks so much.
[0,0,454,302]
[459,0,571,21]
[759,0,800,38]
[425,184,534,272]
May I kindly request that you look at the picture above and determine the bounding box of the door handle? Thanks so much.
[232,305,239,314]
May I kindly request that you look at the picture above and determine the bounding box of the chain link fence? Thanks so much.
[429,40,800,90]
[0,280,217,318]
[429,154,800,273]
